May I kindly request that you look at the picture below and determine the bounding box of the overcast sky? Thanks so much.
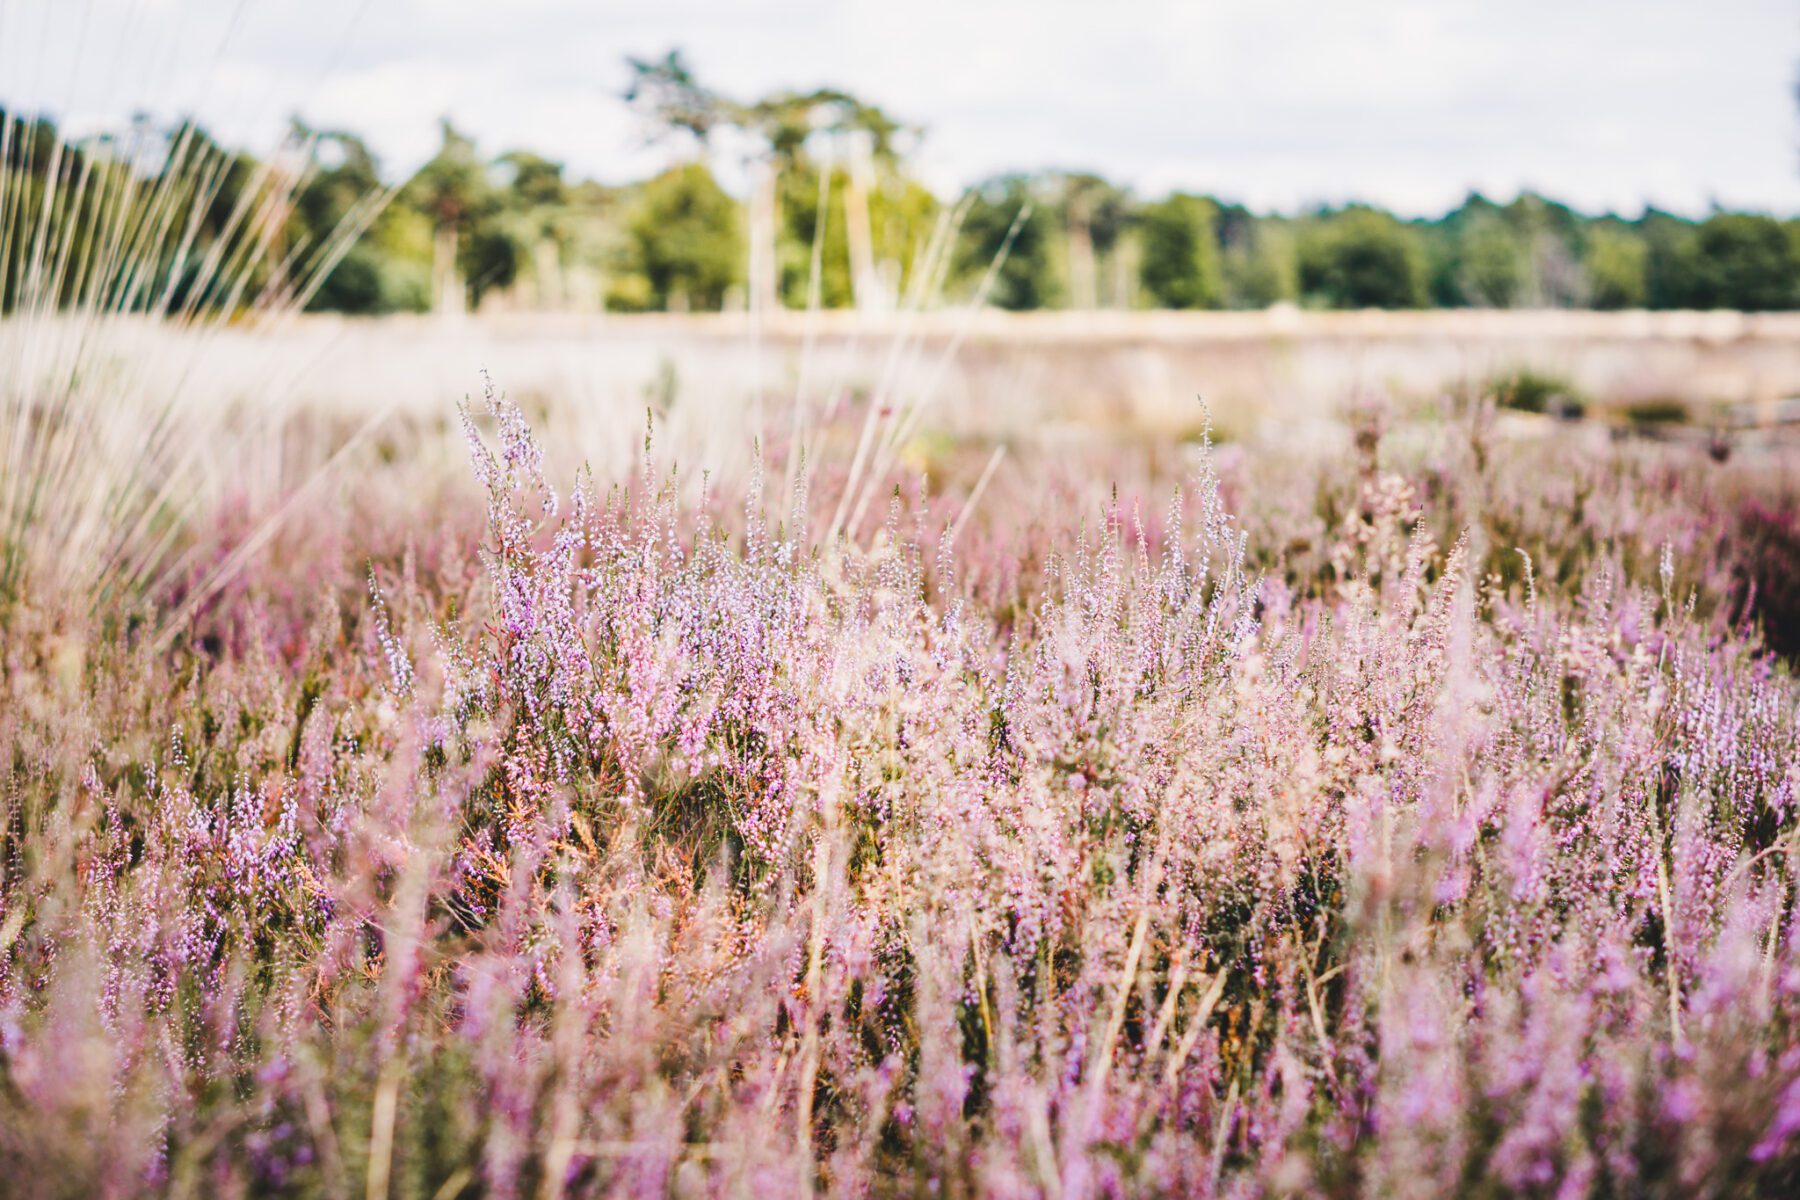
[3,0,1797,217]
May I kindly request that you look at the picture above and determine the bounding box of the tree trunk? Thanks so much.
[747,160,780,315]
[1111,233,1140,310]
[532,238,563,310]
[844,133,886,312]
[431,223,465,316]
[1068,201,1098,311]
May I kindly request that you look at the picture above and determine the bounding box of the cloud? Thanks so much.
[2,0,1795,216]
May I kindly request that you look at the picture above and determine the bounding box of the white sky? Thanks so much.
[2,0,1797,217]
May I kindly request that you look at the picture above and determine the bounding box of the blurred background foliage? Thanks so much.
[7,48,1800,319]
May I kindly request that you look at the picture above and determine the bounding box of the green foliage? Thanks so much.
[1622,397,1691,425]
[1489,367,1586,417]
[624,48,905,168]
[1053,172,1135,307]
[307,246,385,314]
[41,71,1795,318]
[1220,213,1299,309]
[498,151,569,208]
[774,166,939,309]
[464,222,524,305]
[1584,226,1649,310]
[1,110,302,316]
[1137,193,1223,309]
[1640,211,1699,310]
[778,163,854,308]
[624,162,743,311]
[1681,213,1799,311]
[1506,193,1588,308]
[957,175,1059,311]
[292,126,381,237]
[1056,173,1132,256]
[1456,218,1529,307]
[403,121,492,233]
[1299,207,1428,309]
[292,126,432,315]
[872,178,941,296]
[622,49,728,143]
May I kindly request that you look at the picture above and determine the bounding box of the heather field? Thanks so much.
[5,322,1800,1197]
[5,7,1800,1192]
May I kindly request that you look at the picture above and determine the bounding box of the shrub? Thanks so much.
[1137,192,1224,309]
[1584,226,1650,310]
[1682,213,1800,311]
[1624,397,1692,426]
[1735,493,1800,663]
[955,174,1060,311]
[1491,367,1587,417]
[626,161,744,311]
[1456,218,1529,307]
[1299,206,1429,309]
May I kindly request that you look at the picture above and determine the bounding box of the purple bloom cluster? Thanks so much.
[0,386,1797,1197]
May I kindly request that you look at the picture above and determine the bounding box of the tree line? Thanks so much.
[7,54,1800,318]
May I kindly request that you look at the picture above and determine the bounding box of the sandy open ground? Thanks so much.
[14,306,1795,532]
[220,308,1800,441]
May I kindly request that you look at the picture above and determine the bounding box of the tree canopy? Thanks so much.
[13,69,1799,318]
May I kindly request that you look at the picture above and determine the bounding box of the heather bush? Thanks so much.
[1,380,1798,1198]
[1734,493,1800,667]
